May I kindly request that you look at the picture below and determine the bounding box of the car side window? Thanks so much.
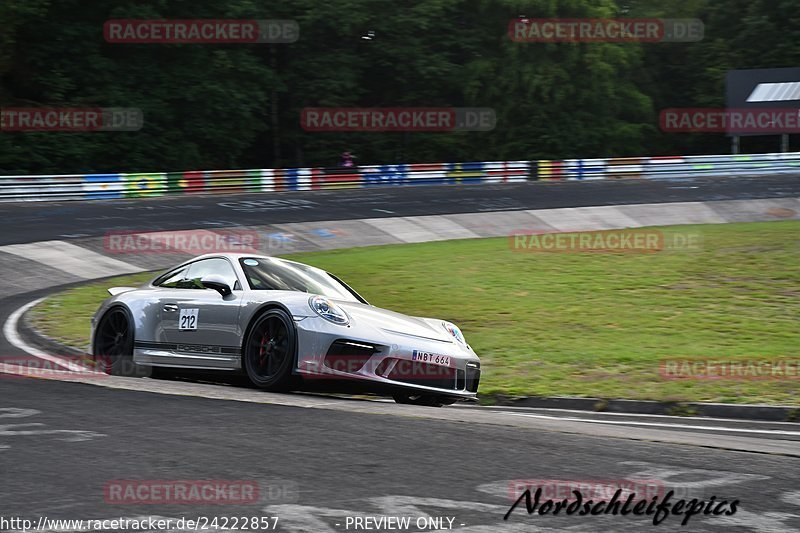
[185,258,240,291]
[154,266,189,288]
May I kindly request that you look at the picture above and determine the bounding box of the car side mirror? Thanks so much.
[200,274,232,296]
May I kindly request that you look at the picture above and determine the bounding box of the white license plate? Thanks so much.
[412,350,452,367]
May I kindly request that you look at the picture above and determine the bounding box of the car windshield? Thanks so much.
[238,257,362,302]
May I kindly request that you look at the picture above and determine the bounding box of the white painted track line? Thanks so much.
[505,412,800,436]
[3,297,91,373]
[458,404,800,426]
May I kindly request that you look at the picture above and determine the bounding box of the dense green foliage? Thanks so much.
[1,0,799,173]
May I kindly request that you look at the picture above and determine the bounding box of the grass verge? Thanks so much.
[29,221,799,405]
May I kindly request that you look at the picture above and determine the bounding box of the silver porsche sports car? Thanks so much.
[91,253,481,406]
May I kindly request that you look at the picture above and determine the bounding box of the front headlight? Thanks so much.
[442,321,466,345]
[309,295,349,325]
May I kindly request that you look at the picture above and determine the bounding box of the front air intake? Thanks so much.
[465,362,481,392]
[323,340,378,374]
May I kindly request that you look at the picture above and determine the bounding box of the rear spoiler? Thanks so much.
[108,287,137,296]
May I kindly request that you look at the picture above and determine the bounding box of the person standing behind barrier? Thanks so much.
[340,151,356,168]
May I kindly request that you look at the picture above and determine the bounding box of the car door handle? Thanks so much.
[163,304,178,312]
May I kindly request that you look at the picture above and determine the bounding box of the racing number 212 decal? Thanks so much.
[179,308,199,331]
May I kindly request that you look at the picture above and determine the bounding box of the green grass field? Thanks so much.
[30,221,800,405]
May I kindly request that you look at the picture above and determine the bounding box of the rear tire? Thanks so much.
[243,308,297,391]
[93,307,149,377]
[392,393,458,407]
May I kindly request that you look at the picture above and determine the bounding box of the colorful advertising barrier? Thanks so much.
[0,152,797,202]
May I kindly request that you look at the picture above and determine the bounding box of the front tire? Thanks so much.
[392,393,458,407]
[243,308,297,391]
[93,307,148,377]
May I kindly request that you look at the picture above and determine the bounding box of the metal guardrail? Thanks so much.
[0,162,529,202]
[538,152,800,180]
[0,153,798,202]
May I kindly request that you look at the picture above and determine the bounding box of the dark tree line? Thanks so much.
[1,0,798,174]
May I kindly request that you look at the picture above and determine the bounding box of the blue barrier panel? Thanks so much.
[282,168,300,191]
[83,174,123,199]
[362,164,408,187]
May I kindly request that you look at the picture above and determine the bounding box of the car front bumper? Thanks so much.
[294,317,481,399]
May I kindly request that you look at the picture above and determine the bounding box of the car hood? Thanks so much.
[337,300,454,343]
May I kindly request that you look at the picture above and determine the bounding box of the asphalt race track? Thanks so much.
[1,177,799,532]
[1,378,799,532]
[1,174,799,245]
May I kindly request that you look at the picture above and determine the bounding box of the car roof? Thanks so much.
[189,253,309,268]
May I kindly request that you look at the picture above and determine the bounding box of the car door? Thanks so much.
[159,257,244,369]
